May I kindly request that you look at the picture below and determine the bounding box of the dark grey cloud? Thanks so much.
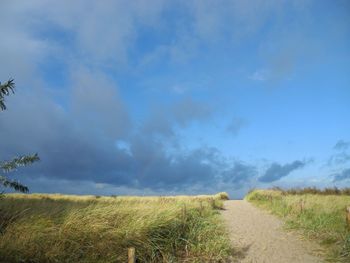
[1,83,312,194]
[142,97,212,138]
[142,111,174,138]
[328,140,350,166]
[222,162,257,188]
[333,168,350,182]
[70,69,131,139]
[0,84,223,192]
[0,82,311,195]
[334,140,350,151]
[328,153,350,166]
[172,97,212,126]
[129,144,222,189]
[0,84,133,186]
[259,160,306,183]
[226,117,246,136]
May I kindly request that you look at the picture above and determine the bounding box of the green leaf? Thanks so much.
[0,175,29,193]
[0,78,15,111]
[1,154,40,173]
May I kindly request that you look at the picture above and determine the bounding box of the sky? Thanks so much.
[0,0,349,198]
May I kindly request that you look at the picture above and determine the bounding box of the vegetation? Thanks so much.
[0,78,39,193]
[270,186,350,196]
[246,189,350,262]
[0,79,15,111]
[0,193,232,262]
[215,192,230,200]
[0,154,40,193]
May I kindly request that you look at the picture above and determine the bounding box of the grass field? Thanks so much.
[246,189,350,262]
[0,192,231,262]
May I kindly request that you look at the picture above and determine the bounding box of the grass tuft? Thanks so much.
[215,192,230,200]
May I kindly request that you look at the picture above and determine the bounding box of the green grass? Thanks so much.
[0,193,232,262]
[246,189,350,262]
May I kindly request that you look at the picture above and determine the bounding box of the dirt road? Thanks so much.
[222,200,323,263]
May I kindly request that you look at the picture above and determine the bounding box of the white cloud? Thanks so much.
[1,0,318,74]
[249,69,270,81]
[1,0,167,70]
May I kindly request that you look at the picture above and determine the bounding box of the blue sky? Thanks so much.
[0,0,349,198]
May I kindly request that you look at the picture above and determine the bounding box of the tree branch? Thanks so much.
[0,175,29,193]
[0,78,15,111]
[1,154,40,173]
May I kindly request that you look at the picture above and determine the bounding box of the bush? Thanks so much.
[215,192,230,200]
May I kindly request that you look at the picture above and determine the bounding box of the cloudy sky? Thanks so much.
[0,0,349,198]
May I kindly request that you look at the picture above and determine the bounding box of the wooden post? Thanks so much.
[128,247,135,263]
[346,206,350,228]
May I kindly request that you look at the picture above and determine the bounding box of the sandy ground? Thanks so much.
[221,200,323,263]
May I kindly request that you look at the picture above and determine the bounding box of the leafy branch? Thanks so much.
[0,78,40,193]
[1,154,40,173]
[0,175,29,193]
[0,78,15,111]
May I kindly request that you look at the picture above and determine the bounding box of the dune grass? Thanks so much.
[269,186,350,196]
[246,189,350,262]
[0,192,231,262]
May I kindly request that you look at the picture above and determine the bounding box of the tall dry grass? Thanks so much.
[269,186,350,196]
[246,189,350,262]
[0,193,231,262]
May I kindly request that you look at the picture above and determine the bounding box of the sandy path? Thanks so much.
[221,200,323,263]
